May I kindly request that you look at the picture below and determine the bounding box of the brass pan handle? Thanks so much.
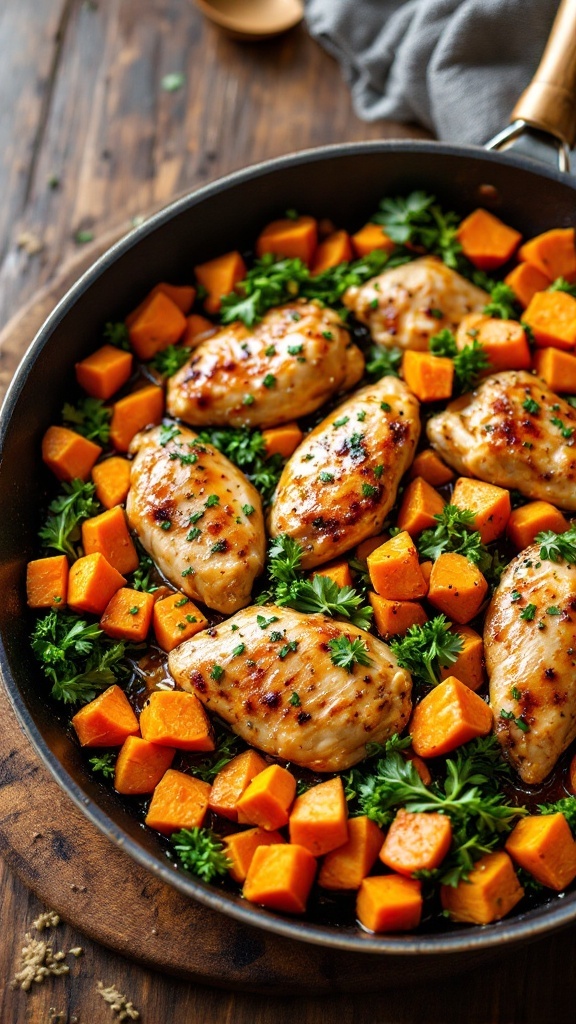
[512,0,576,148]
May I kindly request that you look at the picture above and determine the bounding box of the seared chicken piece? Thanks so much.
[485,544,576,784]
[126,424,265,614]
[169,605,412,771]
[427,371,576,509]
[268,377,420,568]
[166,301,363,429]
[343,256,488,351]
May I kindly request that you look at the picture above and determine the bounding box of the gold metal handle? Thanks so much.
[512,0,576,148]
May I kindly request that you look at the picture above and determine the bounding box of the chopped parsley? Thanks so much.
[520,604,537,621]
[328,636,372,673]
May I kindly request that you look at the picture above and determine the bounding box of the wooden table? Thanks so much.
[1,2,576,1021]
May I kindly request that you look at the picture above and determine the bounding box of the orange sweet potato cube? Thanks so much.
[505,813,576,890]
[289,777,348,857]
[351,223,395,258]
[71,684,139,747]
[318,816,384,890]
[369,592,427,640]
[255,217,318,266]
[243,843,317,914]
[427,551,488,624]
[367,532,427,601]
[506,500,569,550]
[441,851,524,924]
[410,675,493,758]
[439,625,485,691]
[236,764,296,830]
[456,208,522,271]
[451,477,511,544]
[82,505,139,575]
[42,426,102,482]
[92,457,132,509]
[504,262,551,308]
[402,350,454,403]
[75,344,133,400]
[128,291,187,360]
[100,587,154,642]
[523,290,576,351]
[209,749,268,821]
[311,230,353,274]
[26,555,69,609]
[145,769,212,834]
[224,827,285,884]
[114,735,175,795]
[109,385,164,452]
[379,809,453,876]
[67,553,125,616]
[262,422,303,459]
[534,347,576,393]
[409,449,454,486]
[356,874,423,933]
[195,251,247,314]
[139,690,214,752]
[153,593,208,652]
[314,559,353,590]
[396,476,445,536]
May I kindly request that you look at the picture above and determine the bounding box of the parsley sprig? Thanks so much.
[171,827,231,883]
[418,505,489,570]
[196,425,284,504]
[483,282,519,320]
[371,191,462,268]
[62,398,111,444]
[89,753,116,779]
[258,535,373,630]
[536,524,576,564]
[191,727,243,783]
[150,344,192,377]
[389,615,463,688]
[429,329,489,393]
[31,610,128,704]
[328,636,372,673]
[357,736,524,885]
[549,277,576,298]
[365,344,403,381]
[538,796,576,835]
[38,479,100,559]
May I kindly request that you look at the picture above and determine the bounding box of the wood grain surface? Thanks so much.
[1,0,575,1021]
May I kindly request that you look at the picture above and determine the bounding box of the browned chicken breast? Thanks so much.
[427,371,576,509]
[268,377,420,568]
[168,605,412,771]
[342,256,488,351]
[485,544,576,784]
[126,424,265,614]
[166,301,363,429]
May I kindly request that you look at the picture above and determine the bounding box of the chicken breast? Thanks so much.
[168,605,412,771]
[485,544,576,784]
[342,256,488,351]
[427,371,576,509]
[166,300,363,429]
[268,377,420,568]
[126,424,265,614]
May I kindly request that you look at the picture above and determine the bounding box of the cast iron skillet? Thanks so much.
[1,1,576,963]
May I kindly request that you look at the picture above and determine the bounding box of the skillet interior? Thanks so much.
[2,140,576,958]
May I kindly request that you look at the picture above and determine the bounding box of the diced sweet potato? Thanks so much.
[318,816,384,890]
[409,449,454,486]
[153,593,208,652]
[243,843,317,914]
[356,534,388,561]
[427,552,488,624]
[451,477,511,544]
[71,684,139,747]
[314,559,353,590]
[224,827,285,884]
[410,675,493,758]
[195,251,247,314]
[379,809,452,876]
[81,505,139,575]
[506,500,569,550]
[76,344,133,400]
[114,735,175,795]
[505,813,576,890]
[419,560,433,590]
[236,763,296,831]
[439,625,484,691]
[441,851,524,924]
[457,208,522,270]
[289,777,348,857]
[26,555,69,609]
[262,422,303,459]
[145,769,211,834]
[569,754,576,796]
[67,553,125,616]
[504,263,551,308]
[533,347,576,393]
[367,532,428,601]
[109,385,164,452]
[100,586,154,642]
[351,223,395,258]
[369,592,427,640]
[523,290,576,351]
[209,749,268,821]
[92,457,132,509]
[255,216,318,266]
[519,228,576,283]
[182,314,216,347]
[396,476,445,536]
[402,350,454,402]
[139,689,214,752]
[311,230,353,274]
[42,426,102,482]
[456,313,531,374]
[356,874,423,933]
[128,291,187,360]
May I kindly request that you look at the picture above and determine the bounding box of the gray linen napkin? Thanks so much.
[305,0,560,145]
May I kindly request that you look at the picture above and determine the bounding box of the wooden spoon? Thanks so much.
[193,0,304,40]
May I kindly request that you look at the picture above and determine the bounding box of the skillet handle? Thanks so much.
[511,0,576,149]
